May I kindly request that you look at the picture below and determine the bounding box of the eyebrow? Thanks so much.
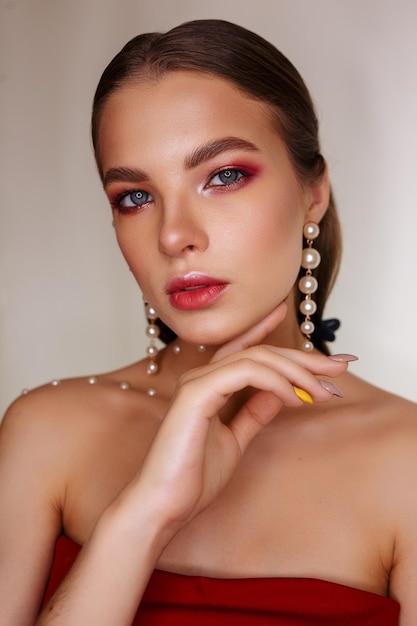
[184,137,260,169]
[103,166,149,189]
[102,137,260,188]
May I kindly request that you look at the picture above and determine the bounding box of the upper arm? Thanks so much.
[0,394,65,625]
[389,502,417,625]
[379,411,417,625]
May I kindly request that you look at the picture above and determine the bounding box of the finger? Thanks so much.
[229,390,284,454]
[254,346,350,378]
[175,357,304,422]
[187,345,343,403]
[212,301,288,363]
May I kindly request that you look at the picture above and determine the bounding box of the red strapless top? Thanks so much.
[42,536,400,625]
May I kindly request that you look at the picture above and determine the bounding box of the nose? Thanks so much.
[157,197,209,257]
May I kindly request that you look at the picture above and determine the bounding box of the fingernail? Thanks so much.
[293,386,314,404]
[328,353,358,362]
[319,380,344,398]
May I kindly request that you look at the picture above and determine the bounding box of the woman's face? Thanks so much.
[98,71,327,346]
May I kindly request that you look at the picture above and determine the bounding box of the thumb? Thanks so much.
[212,301,288,363]
[229,390,284,454]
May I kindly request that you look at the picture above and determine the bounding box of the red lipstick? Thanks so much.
[166,273,228,310]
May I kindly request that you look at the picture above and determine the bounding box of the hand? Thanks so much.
[126,302,348,537]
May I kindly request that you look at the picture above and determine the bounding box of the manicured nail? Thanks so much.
[328,353,358,362]
[293,386,313,404]
[319,380,344,398]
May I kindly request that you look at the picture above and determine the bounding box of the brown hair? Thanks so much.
[92,19,341,353]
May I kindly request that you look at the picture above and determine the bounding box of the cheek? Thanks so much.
[248,229,302,299]
[115,229,134,266]
[237,198,303,271]
[115,227,153,289]
[238,204,303,310]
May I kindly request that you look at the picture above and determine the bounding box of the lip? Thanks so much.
[166,272,229,311]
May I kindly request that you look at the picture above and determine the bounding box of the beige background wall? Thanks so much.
[1,0,416,417]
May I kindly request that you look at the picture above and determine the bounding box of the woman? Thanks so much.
[0,19,415,625]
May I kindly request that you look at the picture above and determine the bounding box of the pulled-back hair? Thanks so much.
[92,19,341,353]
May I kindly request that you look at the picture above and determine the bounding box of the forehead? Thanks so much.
[97,71,282,170]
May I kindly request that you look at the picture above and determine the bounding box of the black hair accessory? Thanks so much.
[312,318,340,343]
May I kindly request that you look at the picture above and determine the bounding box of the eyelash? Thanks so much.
[110,167,252,215]
[110,189,153,215]
[206,166,251,189]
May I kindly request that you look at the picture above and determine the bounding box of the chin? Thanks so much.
[171,322,230,347]
[180,318,252,348]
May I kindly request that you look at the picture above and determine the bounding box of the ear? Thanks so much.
[303,164,330,225]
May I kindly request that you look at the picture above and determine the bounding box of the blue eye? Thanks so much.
[210,168,245,186]
[120,190,152,208]
[110,189,153,215]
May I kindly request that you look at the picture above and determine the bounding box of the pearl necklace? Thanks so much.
[21,343,206,398]
[21,377,132,395]
[146,342,206,397]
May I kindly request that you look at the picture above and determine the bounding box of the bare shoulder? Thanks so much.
[0,358,165,511]
[340,372,417,476]
[313,374,417,612]
[2,358,162,442]
[339,371,417,434]
[0,361,165,623]
[349,380,417,620]
[0,359,165,540]
[318,372,417,538]
[357,375,417,498]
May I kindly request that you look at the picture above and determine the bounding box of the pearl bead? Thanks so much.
[303,222,320,240]
[147,387,157,397]
[146,362,159,375]
[299,299,317,316]
[298,275,318,295]
[300,320,315,335]
[197,344,206,352]
[88,376,97,384]
[51,379,60,386]
[303,340,314,351]
[145,304,158,320]
[120,382,130,390]
[301,248,321,270]
[173,345,181,354]
[146,324,160,339]
[146,344,158,357]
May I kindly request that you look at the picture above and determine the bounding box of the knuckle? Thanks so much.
[177,372,190,387]
[175,372,197,393]
[243,345,269,359]
[235,356,256,370]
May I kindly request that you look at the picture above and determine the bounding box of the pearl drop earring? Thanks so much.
[144,302,160,375]
[299,222,321,351]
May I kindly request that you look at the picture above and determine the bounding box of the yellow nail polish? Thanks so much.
[293,386,313,404]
